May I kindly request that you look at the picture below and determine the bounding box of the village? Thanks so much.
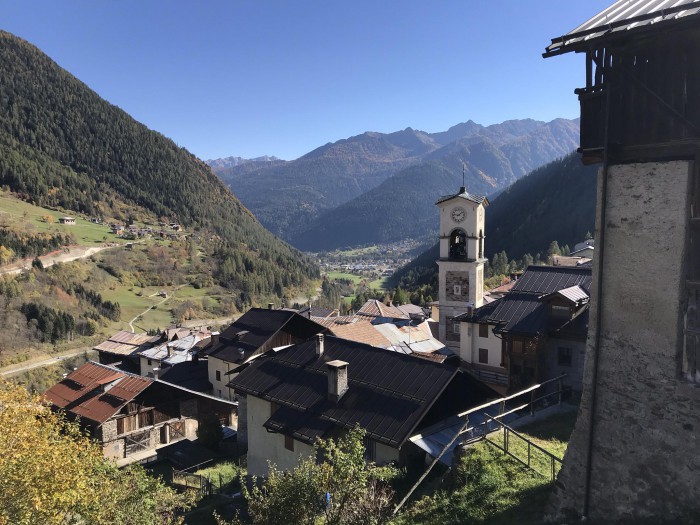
[3,0,700,523]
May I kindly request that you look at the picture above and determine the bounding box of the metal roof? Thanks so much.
[229,336,460,448]
[93,330,159,356]
[207,308,326,363]
[139,334,207,365]
[436,186,489,206]
[545,0,700,56]
[331,320,393,348]
[464,266,592,337]
[355,300,410,320]
[44,361,152,425]
[546,285,590,306]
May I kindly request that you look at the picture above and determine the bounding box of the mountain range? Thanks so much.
[210,118,580,251]
[0,30,317,300]
[389,153,599,294]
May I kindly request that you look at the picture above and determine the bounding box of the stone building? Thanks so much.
[544,1,700,521]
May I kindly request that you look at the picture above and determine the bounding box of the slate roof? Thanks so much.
[436,186,489,206]
[545,0,700,57]
[229,336,461,448]
[44,361,152,425]
[457,266,592,338]
[207,308,326,363]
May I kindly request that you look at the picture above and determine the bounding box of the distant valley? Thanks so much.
[209,118,580,251]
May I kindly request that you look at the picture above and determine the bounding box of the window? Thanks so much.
[453,320,461,334]
[285,434,294,451]
[147,359,152,366]
[454,285,461,296]
[558,347,573,366]
[478,348,489,364]
[215,370,221,382]
[449,229,468,260]
[479,324,489,338]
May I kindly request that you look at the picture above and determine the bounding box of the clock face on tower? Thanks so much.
[451,207,466,223]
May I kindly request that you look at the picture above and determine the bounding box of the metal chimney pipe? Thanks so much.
[316,333,325,357]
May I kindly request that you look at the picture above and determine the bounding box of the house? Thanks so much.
[44,361,201,463]
[544,0,700,520]
[93,330,160,368]
[137,332,210,378]
[229,334,498,476]
[110,224,125,236]
[457,265,591,392]
[329,316,453,363]
[205,307,328,401]
[58,216,75,225]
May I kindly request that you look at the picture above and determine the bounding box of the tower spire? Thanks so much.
[461,161,467,193]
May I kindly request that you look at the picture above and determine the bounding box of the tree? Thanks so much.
[392,287,409,306]
[548,241,561,257]
[0,381,196,525]
[221,427,396,525]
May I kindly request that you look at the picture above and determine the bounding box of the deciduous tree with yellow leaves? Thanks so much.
[0,381,196,525]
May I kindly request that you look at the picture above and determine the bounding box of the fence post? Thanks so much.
[528,441,531,468]
[558,377,563,405]
[530,390,535,416]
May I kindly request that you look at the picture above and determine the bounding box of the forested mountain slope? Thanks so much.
[0,30,317,298]
[290,120,580,251]
[390,153,598,293]
[215,119,579,245]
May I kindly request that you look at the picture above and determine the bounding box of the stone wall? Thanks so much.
[548,161,700,521]
[446,271,470,302]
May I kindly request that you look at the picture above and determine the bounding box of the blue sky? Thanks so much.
[2,0,611,160]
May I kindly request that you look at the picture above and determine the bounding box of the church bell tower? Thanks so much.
[436,186,489,352]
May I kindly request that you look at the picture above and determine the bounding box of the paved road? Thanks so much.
[0,348,91,377]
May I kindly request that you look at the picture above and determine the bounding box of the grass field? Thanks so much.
[394,409,579,525]
[369,276,390,291]
[325,271,364,284]
[0,191,123,247]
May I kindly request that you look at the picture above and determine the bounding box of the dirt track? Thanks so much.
[0,244,117,276]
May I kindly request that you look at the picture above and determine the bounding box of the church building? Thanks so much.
[435,186,488,353]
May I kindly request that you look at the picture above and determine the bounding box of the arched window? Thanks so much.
[479,230,484,259]
[449,229,467,260]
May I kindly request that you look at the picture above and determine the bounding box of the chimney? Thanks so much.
[326,360,349,402]
[467,303,474,317]
[315,334,325,357]
[153,367,160,380]
[268,302,274,310]
[167,342,174,357]
[211,331,220,347]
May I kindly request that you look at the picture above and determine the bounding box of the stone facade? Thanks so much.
[446,271,470,301]
[548,161,700,521]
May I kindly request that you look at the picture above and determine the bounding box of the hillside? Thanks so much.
[390,153,598,293]
[0,30,317,298]
[215,119,579,246]
[215,131,428,238]
[290,119,580,251]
